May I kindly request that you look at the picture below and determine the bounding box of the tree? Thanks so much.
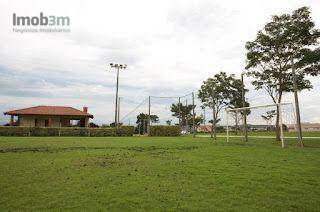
[245,7,320,141]
[261,110,277,128]
[208,118,220,124]
[193,116,204,129]
[136,113,159,134]
[198,71,237,139]
[170,103,203,131]
[170,103,194,127]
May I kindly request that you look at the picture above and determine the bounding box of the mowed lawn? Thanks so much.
[0,136,320,211]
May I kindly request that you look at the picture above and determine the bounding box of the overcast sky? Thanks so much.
[0,0,319,125]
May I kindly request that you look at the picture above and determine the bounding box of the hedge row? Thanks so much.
[0,126,134,137]
[150,125,181,136]
[0,126,181,137]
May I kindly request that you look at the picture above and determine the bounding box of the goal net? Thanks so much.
[119,97,149,135]
[225,103,296,147]
[119,92,199,135]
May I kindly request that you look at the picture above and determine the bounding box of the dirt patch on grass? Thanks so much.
[0,145,198,154]
[68,146,196,168]
[73,151,138,168]
[0,146,112,153]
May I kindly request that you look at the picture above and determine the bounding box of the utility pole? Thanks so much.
[192,92,196,138]
[178,97,181,129]
[291,57,304,147]
[241,73,248,142]
[185,99,188,133]
[148,96,151,136]
[117,97,121,126]
[109,63,127,128]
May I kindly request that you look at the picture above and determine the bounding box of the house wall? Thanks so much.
[60,118,70,127]
[19,116,69,127]
[50,117,61,127]
[20,116,36,127]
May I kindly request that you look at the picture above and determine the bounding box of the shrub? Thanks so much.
[215,126,225,133]
[150,125,181,136]
[89,128,116,137]
[116,126,134,136]
[30,127,60,136]
[0,126,134,137]
[59,127,89,136]
[0,126,30,136]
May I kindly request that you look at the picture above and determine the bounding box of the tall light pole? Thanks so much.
[109,63,127,127]
[178,97,181,129]
[192,92,196,138]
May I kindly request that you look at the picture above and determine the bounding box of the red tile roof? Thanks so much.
[4,106,93,118]
[197,125,212,132]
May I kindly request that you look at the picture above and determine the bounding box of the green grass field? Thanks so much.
[1,136,320,211]
[198,131,320,137]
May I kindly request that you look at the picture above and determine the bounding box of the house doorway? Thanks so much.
[44,119,49,127]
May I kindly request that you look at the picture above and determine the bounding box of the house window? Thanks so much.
[35,119,38,127]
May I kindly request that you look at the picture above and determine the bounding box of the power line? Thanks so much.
[150,96,179,99]
[120,97,148,122]
[120,92,195,124]
[150,92,193,99]
[179,92,194,98]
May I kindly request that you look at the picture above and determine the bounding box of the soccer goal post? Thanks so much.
[225,102,295,148]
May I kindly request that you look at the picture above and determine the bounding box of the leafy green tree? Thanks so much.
[261,110,277,127]
[170,103,194,127]
[245,7,320,140]
[136,113,159,134]
[198,71,240,138]
[170,103,203,131]
[208,119,221,124]
[193,116,204,129]
[166,120,172,125]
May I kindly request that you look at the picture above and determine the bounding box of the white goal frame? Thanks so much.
[225,102,294,148]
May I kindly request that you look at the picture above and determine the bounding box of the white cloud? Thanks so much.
[0,0,319,124]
